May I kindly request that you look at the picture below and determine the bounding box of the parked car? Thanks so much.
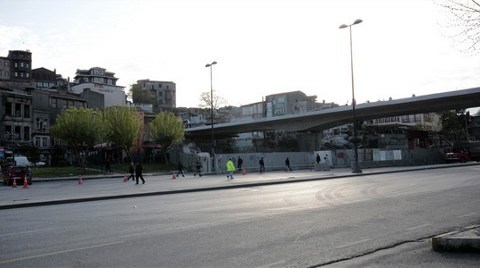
[444,150,469,163]
[444,141,480,163]
[3,165,31,186]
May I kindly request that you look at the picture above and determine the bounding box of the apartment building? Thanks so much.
[136,79,176,111]
[71,67,126,107]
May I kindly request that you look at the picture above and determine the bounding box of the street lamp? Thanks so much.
[339,19,362,173]
[205,61,217,172]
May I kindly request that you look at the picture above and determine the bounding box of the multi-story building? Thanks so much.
[0,91,33,151]
[71,67,126,107]
[32,67,69,90]
[31,88,89,163]
[0,56,10,80]
[366,113,442,132]
[0,50,35,91]
[136,79,176,111]
[265,91,318,117]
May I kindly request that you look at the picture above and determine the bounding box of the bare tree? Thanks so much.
[199,90,228,110]
[436,0,480,53]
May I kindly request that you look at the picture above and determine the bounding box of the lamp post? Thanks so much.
[205,61,217,172]
[339,19,362,173]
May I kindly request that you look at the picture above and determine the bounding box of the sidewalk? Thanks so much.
[2,162,479,253]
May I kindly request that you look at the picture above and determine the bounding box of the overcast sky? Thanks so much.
[1,0,479,109]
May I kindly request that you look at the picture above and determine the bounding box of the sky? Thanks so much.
[1,0,479,109]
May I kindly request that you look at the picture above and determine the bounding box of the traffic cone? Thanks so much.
[242,168,246,175]
[23,177,29,189]
[172,172,177,180]
[12,178,17,188]
[78,176,83,185]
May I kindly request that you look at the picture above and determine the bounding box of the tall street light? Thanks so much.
[205,61,217,172]
[339,19,362,173]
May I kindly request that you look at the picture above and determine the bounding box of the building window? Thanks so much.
[21,62,24,67]
[42,138,48,148]
[24,105,30,118]
[5,102,12,115]
[24,126,30,141]
[26,73,30,78]
[5,125,12,140]
[15,103,22,117]
[15,72,18,77]
[35,137,40,147]
[14,62,18,68]
[14,126,21,140]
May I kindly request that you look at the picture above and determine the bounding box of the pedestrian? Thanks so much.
[259,157,265,173]
[316,154,321,165]
[226,158,236,179]
[135,162,145,184]
[27,166,32,184]
[105,158,112,173]
[194,160,202,177]
[285,157,291,172]
[176,161,185,177]
[237,156,243,171]
[126,162,135,182]
[324,155,331,171]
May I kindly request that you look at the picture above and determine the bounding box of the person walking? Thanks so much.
[126,162,135,182]
[316,154,321,165]
[176,161,185,177]
[105,158,112,173]
[237,157,243,171]
[226,158,236,180]
[259,157,265,173]
[324,155,331,171]
[194,160,202,177]
[135,162,145,184]
[285,157,292,172]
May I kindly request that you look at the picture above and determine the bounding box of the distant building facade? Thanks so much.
[71,67,126,107]
[0,50,35,91]
[136,79,176,111]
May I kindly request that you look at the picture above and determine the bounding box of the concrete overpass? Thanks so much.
[185,87,480,136]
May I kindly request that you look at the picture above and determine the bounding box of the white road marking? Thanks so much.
[256,260,287,268]
[0,241,124,264]
[458,212,477,218]
[406,223,432,231]
[335,238,371,249]
[0,228,54,237]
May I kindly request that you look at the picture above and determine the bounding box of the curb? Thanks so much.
[431,226,480,253]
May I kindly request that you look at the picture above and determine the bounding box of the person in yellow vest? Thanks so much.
[226,158,236,180]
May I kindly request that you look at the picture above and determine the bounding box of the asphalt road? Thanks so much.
[1,166,479,267]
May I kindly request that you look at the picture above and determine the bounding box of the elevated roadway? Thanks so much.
[186,87,480,135]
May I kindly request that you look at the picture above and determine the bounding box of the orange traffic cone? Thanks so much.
[12,178,17,188]
[242,168,246,175]
[23,177,29,189]
[172,172,177,180]
[78,176,83,185]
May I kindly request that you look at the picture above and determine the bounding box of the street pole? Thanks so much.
[340,19,363,174]
[205,61,217,173]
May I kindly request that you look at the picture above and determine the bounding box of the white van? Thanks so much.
[7,155,45,167]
